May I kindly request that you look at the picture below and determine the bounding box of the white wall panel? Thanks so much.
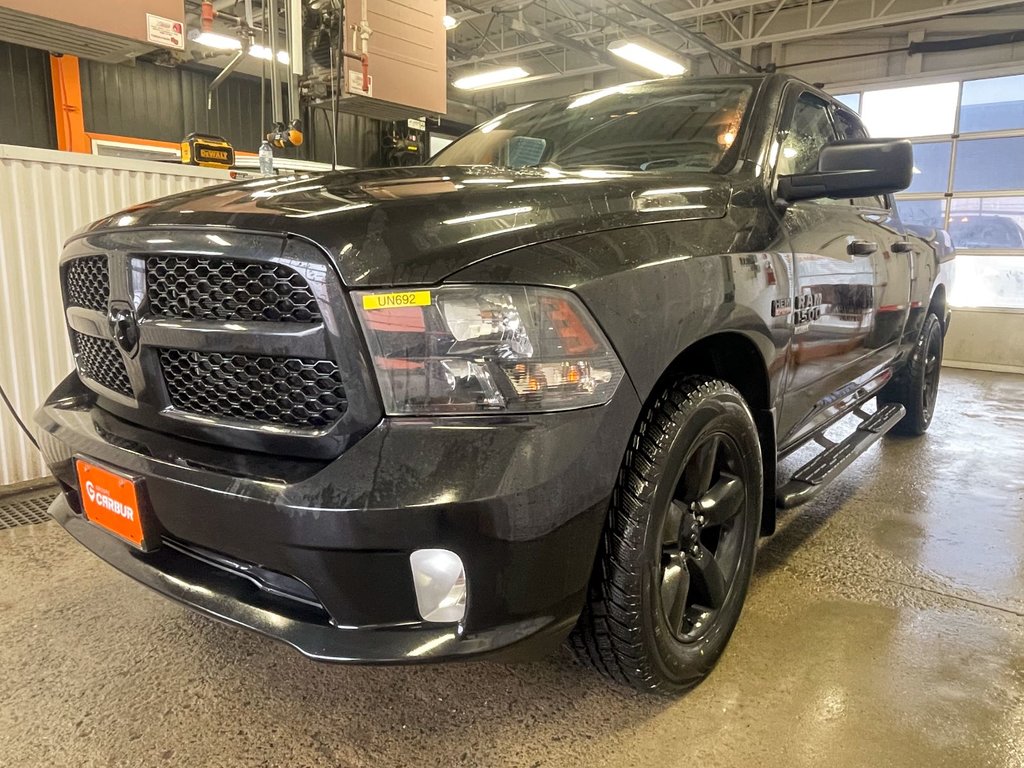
[0,145,229,486]
[945,309,1024,375]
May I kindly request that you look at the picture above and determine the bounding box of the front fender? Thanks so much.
[448,220,791,407]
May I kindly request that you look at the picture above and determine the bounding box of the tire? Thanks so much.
[879,312,943,436]
[571,376,763,695]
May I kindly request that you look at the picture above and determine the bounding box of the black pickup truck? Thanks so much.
[37,73,953,694]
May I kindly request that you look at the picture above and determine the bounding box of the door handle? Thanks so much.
[847,240,878,256]
[891,241,915,253]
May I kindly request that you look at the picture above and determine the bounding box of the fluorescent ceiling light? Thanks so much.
[608,41,686,77]
[453,67,530,90]
[190,30,288,65]
[250,44,290,65]
[443,14,460,30]
[192,31,242,50]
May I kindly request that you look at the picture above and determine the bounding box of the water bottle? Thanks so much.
[259,140,274,175]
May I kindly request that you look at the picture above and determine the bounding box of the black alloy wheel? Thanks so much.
[921,320,942,425]
[880,312,944,436]
[659,432,747,644]
[572,376,763,694]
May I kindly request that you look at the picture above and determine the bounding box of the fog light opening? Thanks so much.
[410,549,467,624]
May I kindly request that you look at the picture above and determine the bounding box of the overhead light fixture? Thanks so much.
[608,40,687,77]
[191,30,242,50]
[453,66,530,90]
[443,14,460,30]
[249,44,290,65]
[190,29,287,65]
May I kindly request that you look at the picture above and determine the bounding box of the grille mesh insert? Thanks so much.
[65,256,109,312]
[159,349,347,429]
[72,331,133,398]
[146,256,321,323]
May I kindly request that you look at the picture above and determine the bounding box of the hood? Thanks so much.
[81,166,731,286]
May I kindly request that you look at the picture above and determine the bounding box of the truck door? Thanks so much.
[774,89,882,445]
[831,106,913,361]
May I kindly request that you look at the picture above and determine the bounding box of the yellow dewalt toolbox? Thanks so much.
[181,133,235,169]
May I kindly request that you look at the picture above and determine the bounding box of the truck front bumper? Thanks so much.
[36,374,639,663]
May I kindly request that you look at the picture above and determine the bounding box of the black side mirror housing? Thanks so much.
[778,139,914,203]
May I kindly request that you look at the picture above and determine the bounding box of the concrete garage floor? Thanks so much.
[1,368,1023,768]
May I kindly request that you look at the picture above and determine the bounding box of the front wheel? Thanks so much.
[571,376,763,694]
[879,312,944,436]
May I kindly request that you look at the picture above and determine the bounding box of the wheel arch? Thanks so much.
[651,331,778,536]
[929,283,949,333]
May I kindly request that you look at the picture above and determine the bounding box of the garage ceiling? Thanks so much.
[447,0,1024,84]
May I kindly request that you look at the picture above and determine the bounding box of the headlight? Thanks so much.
[353,285,625,415]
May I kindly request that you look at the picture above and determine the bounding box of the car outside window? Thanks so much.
[429,82,752,173]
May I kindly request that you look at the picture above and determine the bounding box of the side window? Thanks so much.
[833,108,888,210]
[833,108,868,140]
[778,93,837,177]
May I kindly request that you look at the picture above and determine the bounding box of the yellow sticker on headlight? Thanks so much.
[362,290,432,310]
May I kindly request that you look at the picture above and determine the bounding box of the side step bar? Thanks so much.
[776,403,906,509]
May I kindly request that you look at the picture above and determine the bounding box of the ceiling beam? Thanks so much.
[713,0,1024,49]
[450,42,556,65]
[618,0,757,71]
[504,63,614,86]
[507,17,623,69]
[449,0,1024,67]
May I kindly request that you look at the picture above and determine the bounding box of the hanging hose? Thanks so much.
[0,381,39,450]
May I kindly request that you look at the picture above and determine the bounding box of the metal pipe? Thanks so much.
[207,48,247,110]
[267,0,283,125]
[285,0,301,122]
[289,0,303,76]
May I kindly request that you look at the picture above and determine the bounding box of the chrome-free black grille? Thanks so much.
[71,331,133,398]
[158,349,347,429]
[65,256,109,311]
[146,256,321,323]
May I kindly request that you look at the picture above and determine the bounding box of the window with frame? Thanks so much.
[833,72,1024,310]
[778,92,836,177]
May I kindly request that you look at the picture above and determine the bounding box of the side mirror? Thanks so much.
[778,139,913,203]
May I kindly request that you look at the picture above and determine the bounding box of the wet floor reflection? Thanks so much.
[1,369,1023,768]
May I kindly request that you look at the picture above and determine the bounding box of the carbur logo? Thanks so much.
[85,480,135,521]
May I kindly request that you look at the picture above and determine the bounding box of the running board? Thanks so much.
[776,403,906,509]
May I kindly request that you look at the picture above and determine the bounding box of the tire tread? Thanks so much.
[879,312,943,436]
[570,376,739,693]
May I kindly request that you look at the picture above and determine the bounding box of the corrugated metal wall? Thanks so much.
[81,59,271,152]
[306,105,384,168]
[0,41,56,149]
[80,57,382,166]
[0,145,228,486]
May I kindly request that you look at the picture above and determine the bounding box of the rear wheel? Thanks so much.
[879,312,943,436]
[571,376,763,694]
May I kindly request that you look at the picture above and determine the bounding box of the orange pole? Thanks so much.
[50,54,90,153]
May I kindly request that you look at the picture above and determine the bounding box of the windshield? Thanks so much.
[430,81,753,174]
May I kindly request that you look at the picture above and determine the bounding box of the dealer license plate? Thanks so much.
[75,458,149,550]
